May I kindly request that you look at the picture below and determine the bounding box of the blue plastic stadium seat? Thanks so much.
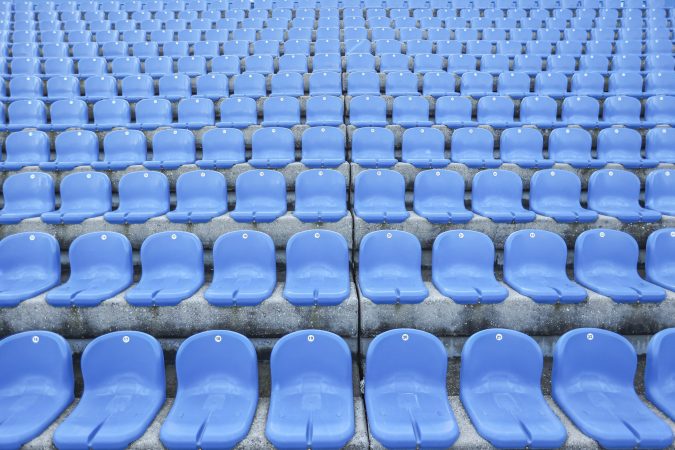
[230,170,286,223]
[269,72,303,97]
[8,99,47,131]
[548,127,605,168]
[534,72,568,98]
[561,95,599,127]
[306,95,344,127]
[126,231,204,306]
[460,71,494,97]
[0,172,54,224]
[553,328,673,448]
[309,71,342,97]
[472,169,535,223]
[49,98,89,130]
[121,75,155,100]
[39,130,98,171]
[160,331,257,450]
[78,57,107,77]
[355,169,408,223]
[300,126,345,168]
[53,331,165,450]
[266,330,354,449]
[41,172,112,224]
[166,170,227,223]
[588,169,661,223]
[105,171,170,224]
[450,127,500,168]
[347,71,379,97]
[9,76,43,99]
[597,127,658,168]
[351,127,396,168]
[646,328,675,421]
[609,72,644,97]
[498,72,531,98]
[384,71,417,97]
[575,229,666,302]
[435,96,474,127]
[366,329,459,449]
[401,127,449,168]
[499,127,553,168]
[84,76,117,100]
[0,131,50,172]
[646,96,675,126]
[530,169,598,222]
[92,98,132,129]
[294,169,347,223]
[196,73,229,100]
[145,129,196,170]
[217,97,257,128]
[244,55,274,75]
[194,128,244,169]
[413,169,472,224]
[392,96,432,127]
[646,72,675,96]
[602,95,643,127]
[136,99,173,129]
[250,127,295,168]
[261,96,300,127]
[159,73,192,100]
[145,56,174,78]
[205,230,276,306]
[519,95,558,127]
[477,96,515,127]
[646,170,675,216]
[349,95,387,127]
[91,129,146,171]
[646,229,675,292]
[422,72,456,98]
[313,53,342,72]
[176,97,215,129]
[646,127,675,163]
[0,330,73,448]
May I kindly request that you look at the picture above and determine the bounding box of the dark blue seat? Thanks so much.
[548,127,605,168]
[588,169,662,223]
[472,169,535,223]
[167,170,228,223]
[366,329,459,449]
[646,328,675,421]
[646,229,675,292]
[352,127,397,168]
[0,172,54,224]
[401,127,449,168]
[104,171,170,224]
[250,127,295,168]
[294,169,347,222]
[92,129,147,171]
[145,128,196,170]
[41,172,112,224]
[413,169,472,223]
[530,170,598,223]
[230,170,287,223]
[0,130,51,171]
[450,127,500,168]
[53,331,165,450]
[300,126,345,168]
[553,328,673,449]
[40,130,98,171]
[354,169,409,223]
[197,128,245,169]
[597,127,658,169]
[646,170,675,216]
[500,127,553,168]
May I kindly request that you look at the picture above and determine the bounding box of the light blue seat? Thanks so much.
[266,330,354,449]
[39,130,98,171]
[548,127,605,168]
[553,328,673,448]
[432,230,507,303]
[196,128,245,169]
[450,127,500,168]
[8,99,47,130]
[0,232,60,306]
[0,173,54,224]
[309,71,342,97]
[519,95,558,127]
[250,127,295,168]
[271,71,304,97]
[122,74,155,100]
[84,75,117,100]
[145,56,174,78]
[435,96,474,127]
[349,95,387,127]
[230,170,286,223]
[135,99,173,129]
[366,329,459,449]
[196,73,229,100]
[176,97,215,129]
[500,127,553,168]
[159,73,192,99]
[597,127,658,169]
[145,128,196,170]
[602,95,643,127]
[476,96,515,128]
[401,127,448,168]
[47,232,133,307]
[306,95,344,127]
[167,170,227,223]
[646,328,675,421]
[283,230,350,305]
[294,169,347,222]
[9,76,43,99]
[354,169,409,223]
[530,170,598,222]
[0,331,73,449]
[104,171,170,224]
[352,127,396,168]
[534,72,568,97]
[392,95,432,127]
[160,330,257,449]
[646,228,675,292]
[262,96,301,127]
[646,95,675,126]
[0,130,50,171]
[646,169,675,216]
[125,231,204,306]
[359,230,428,303]
[646,127,675,163]
[233,72,267,99]
[413,169,472,224]
[217,97,257,128]
[205,230,276,306]
[92,98,132,129]
[53,331,165,450]
[588,169,662,223]
[385,71,418,96]
[300,126,345,168]
[561,95,599,127]
[460,71,494,97]
[422,72,456,98]
[472,169,535,223]
[575,229,666,302]
[41,172,112,224]
[461,329,567,448]
[92,129,146,171]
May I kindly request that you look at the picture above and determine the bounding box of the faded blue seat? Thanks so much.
[196,128,245,169]
[588,169,662,223]
[300,126,345,168]
[262,96,301,127]
[145,129,196,170]
[553,328,673,448]
[355,169,409,223]
[134,99,170,128]
[92,129,146,170]
[176,97,215,129]
[283,230,350,305]
[422,72,456,97]
[597,127,658,168]
[646,170,675,216]
[167,170,228,223]
[205,230,276,306]
[349,95,387,127]
[401,127,449,168]
[0,232,60,306]
[646,95,675,126]
[366,329,459,449]
[233,72,267,99]
[646,127,675,163]
[159,74,192,100]
[460,71,494,97]
[47,232,133,307]
[435,96,474,127]
[92,98,132,129]
[476,96,515,127]
[519,95,558,127]
[534,72,568,97]
[392,95,432,127]
[41,172,112,224]
[250,127,295,168]
[609,72,644,97]
[53,331,165,450]
[294,169,347,222]
[575,229,666,302]
[196,74,229,100]
[498,72,533,98]
[9,76,43,99]
[49,99,89,130]
[602,95,643,127]
[309,71,342,97]
[40,130,98,171]
[561,95,599,127]
[472,169,536,223]
[306,95,344,127]
[548,127,605,168]
[352,127,396,168]
[0,331,73,449]
[271,71,304,97]
[104,171,170,224]
[217,97,257,128]
[0,172,55,224]
[121,75,155,100]
[359,230,428,304]
[500,127,553,168]
[266,330,354,449]
[646,229,675,292]
[646,328,675,421]
[144,56,174,78]
[84,75,117,100]
[230,170,286,223]
[462,329,567,448]
[414,169,472,224]
[126,231,204,306]
[530,170,598,223]
[450,127,500,168]
[8,99,47,130]
[385,71,418,96]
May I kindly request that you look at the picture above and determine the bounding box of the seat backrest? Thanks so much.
[548,127,593,161]
[477,96,514,122]
[588,169,641,208]
[2,172,54,212]
[603,95,642,123]
[402,127,445,161]
[60,172,112,211]
[47,76,81,99]
[352,127,394,160]
[646,95,675,123]
[561,95,599,123]
[177,97,215,124]
[646,228,675,283]
[504,229,568,278]
[301,126,345,162]
[135,98,173,126]
[212,230,275,282]
[646,170,675,210]
[414,169,465,205]
[597,127,643,160]
[500,127,544,160]
[432,230,496,278]
[139,231,203,282]
[234,170,286,209]
[85,75,117,98]
[4,130,50,164]
[646,127,674,161]
[251,127,295,161]
[295,169,346,209]
[93,98,131,126]
[286,229,349,281]
[392,95,431,123]
[450,127,494,161]
[54,130,98,162]
[349,94,387,124]
[520,95,558,122]
[234,72,267,97]
[10,75,43,97]
[8,99,47,126]
[575,229,639,278]
[201,128,245,162]
[435,95,472,123]
[472,169,525,207]
[0,232,60,285]
[151,128,195,162]
[355,169,406,208]
[530,169,583,209]
[359,230,422,279]
[219,97,257,127]
[175,170,228,211]
[68,232,133,284]
[117,171,170,211]
[263,95,301,124]
[102,129,147,163]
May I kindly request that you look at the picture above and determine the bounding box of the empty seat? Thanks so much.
[534,72,568,97]
[250,127,295,168]
[53,331,165,450]
[645,95,675,125]
[92,98,132,128]
[602,95,642,127]
[413,170,472,224]
[352,127,397,168]
[196,73,229,100]
[122,75,155,99]
[530,170,598,223]
[472,169,535,223]
[500,127,553,168]
[0,131,50,171]
[176,97,215,128]
[574,229,666,302]
[166,170,227,223]
[145,129,196,170]
[646,229,675,293]
[159,73,192,99]
[92,129,146,171]
[309,71,342,97]
[646,127,675,163]
[266,330,354,449]
[41,172,112,224]
[392,95,433,127]
[461,329,567,448]
[646,170,675,216]
[271,71,303,97]
[460,71,494,97]
[349,95,387,127]
[217,97,257,128]
[10,76,44,98]
[8,99,47,130]
[49,98,89,130]
[358,230,428,304]
[476,96,515,127]
[519,95,558,127]
[0,172,54,224]
[548,127,605,168]
[294,169,347,222]
[597,127,658,169]
[588,169,661,223]
[348,71,380,97]
[85,75,117,100]
[401,127,448,168]
[160,331,258,450]
[104,171,170,224]
[306,95,343,127]
[435,96,474,127]
[40,130,98,171]
[423,72,456,97]
[552,328,673,448]
[366,329,459,449]
[126,231,204,306]
[300,126,345,168]
[47,232,133,307]
[0,232,60,306]
[450,127,500,168]
[196,128,245,169]
[354,169,409,223]
[561,96,599,127]
[136,99,173,129]
[230,170,286,223]
[262,96,301,127]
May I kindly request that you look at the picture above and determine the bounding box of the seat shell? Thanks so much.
[588,169,662,223]
[197,128,246,169]
[646,228,675,292]
[250,127,295,168]
[41,172,112,224]
[294,169,347,222]
[401,127,449,168]
[167,170,228,224]
[354,169,409,223]
[0,172,55,224]
[450,127,500,168]
[413,169,472,224]
[472,169,535,223]
[104,171,170,224]
[646,328,675,421]
[230,170,287,223]
[530,170,598,223]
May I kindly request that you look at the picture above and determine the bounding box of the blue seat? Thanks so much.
[196,74,229,100]
[92,98,132,129]
[476,96,515,127]
[519,95,558,127]
[0,130,50,171]
[92,129,146,171]
[196,128,245,169]
[53,331,165,450]
[266,330,354,449]
[435,96,474,127]
[111,56,140,77]
[300,126,345,168]
[0,173,54,224]
[232,72,266,99]
[413,169,472,224]
[312,53,342,72]
[84,76,117,100]
[262,96,300,127]
[450,127,500,168]
[646,328,675,421]
[646,170,675,216]
[504,229,587,303]
[0,232,60,306]
[392,96,432,127]
[8,99,47,130]
[575,230,666,302]
[205,230,276,306]
[134,98,173,129]
[530,169,598,223]
[145,129,196,170]
[534,72,568,97]
[460,71,494,97]
[159,73,192,99]
[306,95,343,127]
[498,71,531,97]
[9,76,43,99]
[352,127,396,168]
[217,97,257,128]
[177,56,207,77]
[167,170,228,224]
[271,71,303,97]
[126,231,203,306]
[122,74,155,99]
[481,54,510,75]
[385,71,418,97]
[646,72,675,96]
[144,56,173,78]
[561,95,599,127]
[47,76,80,100]
[309,71,342,97]
[105,171,170,224]
[176,97,215,129]
[346,53,376,72]
[422,72,456,97]
[602,95,642,127]
[77,57,107,77]
[597,127,658,168]
[40,130,98,171]
[355,169,409,223]
[230,170,286,223]
[349,95,387,127]
[413,53,444,73]
[366,328,459,449]
[358,230,428,304]
[646,95,675,126]
[47,232,133,307]
[548,127,605,168]
[41,172,112,224]
[553,328,673,448]
[472,169,535,223]
[160,331,258,450]
[49,98,89,130]
[646,229,675,292]
[462,329,567,447]
[609,72,644,97]
[401,127,449,168]
[250,127,295,168]
[294,169,347,223]
[244,54,274,74]
[500,127,553,168]
[588,169,662,223]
